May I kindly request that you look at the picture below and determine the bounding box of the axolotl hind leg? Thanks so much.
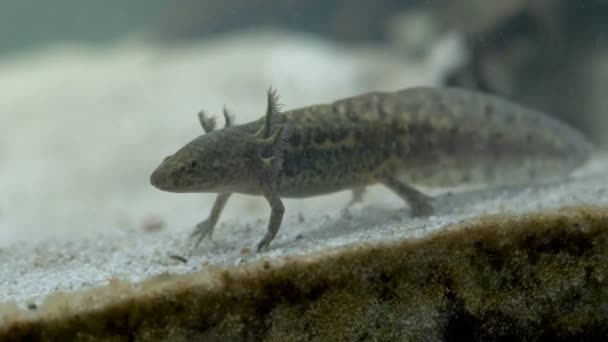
[382,176,434,216]
[346,186,366,207]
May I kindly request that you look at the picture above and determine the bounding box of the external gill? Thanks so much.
[254,86,283,139]
[198,106,234,133]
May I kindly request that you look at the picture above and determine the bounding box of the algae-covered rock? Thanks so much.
[1,206,607,341]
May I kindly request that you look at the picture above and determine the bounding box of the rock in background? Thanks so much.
[160,0,608,146]
[440,0,608,147]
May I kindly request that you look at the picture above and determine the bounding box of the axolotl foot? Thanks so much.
[190,219,215,247]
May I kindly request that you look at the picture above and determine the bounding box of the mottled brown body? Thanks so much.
[150,86,593,251]
[275,87,592,196]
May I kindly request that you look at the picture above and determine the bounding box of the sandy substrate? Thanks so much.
[1,153,606,309]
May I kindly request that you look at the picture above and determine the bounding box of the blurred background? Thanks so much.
[3,0,608,141]
[1,0,607,244]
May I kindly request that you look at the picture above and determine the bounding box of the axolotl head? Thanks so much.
[152,88,285,194]
[150,127,262,194]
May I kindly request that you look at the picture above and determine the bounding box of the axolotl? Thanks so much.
[150,86,593,251]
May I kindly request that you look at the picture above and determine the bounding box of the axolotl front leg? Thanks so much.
[256,168,285,251]
[190,192,232,245]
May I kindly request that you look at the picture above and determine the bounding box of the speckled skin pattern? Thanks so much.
[150,86,594,251]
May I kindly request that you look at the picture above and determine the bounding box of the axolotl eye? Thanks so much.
[186,160,199,172]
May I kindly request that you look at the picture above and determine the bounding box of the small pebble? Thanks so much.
[168,254,188,263]
[141,215,165,232]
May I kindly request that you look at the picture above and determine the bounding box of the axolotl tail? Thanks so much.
[388,87,594,188]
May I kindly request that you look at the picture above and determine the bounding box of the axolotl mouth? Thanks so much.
[149,155,205,193]
[150,144,230,193]
[150,158,184,192]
